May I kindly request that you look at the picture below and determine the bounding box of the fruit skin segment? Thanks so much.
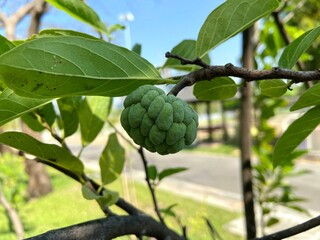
[120,85,198,155]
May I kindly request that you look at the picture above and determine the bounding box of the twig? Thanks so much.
[165,51,210,68]
[272,11,305,71]
[107,119,139,150]
[255,214,320,240]
[169,64,320,96]
[138,147,166,225]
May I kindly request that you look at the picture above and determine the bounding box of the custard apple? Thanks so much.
[120,85,198,155]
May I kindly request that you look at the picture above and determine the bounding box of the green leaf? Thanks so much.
[81,184,119,206]
[259,80,287,97]
[290,83,320,111]
[0,36,15,89]
[132,43,142,55]
[45,0,108,35]
[0,88,50,127]
[193,77,237,101]
[21,113,45,132]
[57,97,79,138]
[196,0,279,57]
[0,35,15,55]
[147,165,158,181]
[39,29,98,39]
[99,133,125,185]
[273,106,320,167]
[158,167,187,181]
[163,40,210,71]
[266,217,279,227]
[0,36,163,98]
[37,102,57,127]
[160,203,178,217]
[78,96,112,146]
[108,24,125,35]
[0,131,84,177]
[279,26,320,69]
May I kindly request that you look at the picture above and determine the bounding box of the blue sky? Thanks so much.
[13,0,242,67]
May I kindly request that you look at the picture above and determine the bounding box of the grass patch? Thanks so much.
[0,168,241,240]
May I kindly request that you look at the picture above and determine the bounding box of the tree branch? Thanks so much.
[24,215,184,240]
[0,186,24,240]
[10,1,35,26]
[28,0,47,37]
[169,64,320,96]
[138,147,166,225]
[255,214,320,240]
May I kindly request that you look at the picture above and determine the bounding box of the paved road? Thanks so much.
[74,142,320,212]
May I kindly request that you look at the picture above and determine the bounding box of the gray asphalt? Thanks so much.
[75,143,320,212]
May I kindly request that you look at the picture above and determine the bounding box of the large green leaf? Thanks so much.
[0,36,163,98]
[279,26,320,69]
[78,96,112,146]
[0,89,50,126]
[196,0,279,57]
[0,131,84,177]
[57,97,79,138]
[193,77,237,101]
[273,106,320,167]
[259,80,287,97]
[163,40,210,71]
[45,0,108,35]
[39,29,98,39]
[291,83,320,111]
[99,133,125,185]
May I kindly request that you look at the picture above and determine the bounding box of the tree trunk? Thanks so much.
[23,0,52,199]
[240,26,257,239]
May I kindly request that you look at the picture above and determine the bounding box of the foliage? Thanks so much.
[0,169,240,240]
[253,95,308,234]
[0,153,27,208]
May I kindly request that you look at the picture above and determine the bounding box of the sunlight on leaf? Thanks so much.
[273,106,320,168]
[45,0,108,35]
[290,83,320,111]
[279,26,320,69]
[0,36,163,98]
[196,0,279,57]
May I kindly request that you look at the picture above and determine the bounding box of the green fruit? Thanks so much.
[120,85,198,155]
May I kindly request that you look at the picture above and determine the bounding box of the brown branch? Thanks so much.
[0,1,35,40]
[138,147,166,225]
[272,11,305,71]
[28,0,47,37]
[10,1,35,25]
[24,215,183,240]
[165,51,210,68]
[0,187,24,240]
[169,64,320,96]
[255,214,320,240]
